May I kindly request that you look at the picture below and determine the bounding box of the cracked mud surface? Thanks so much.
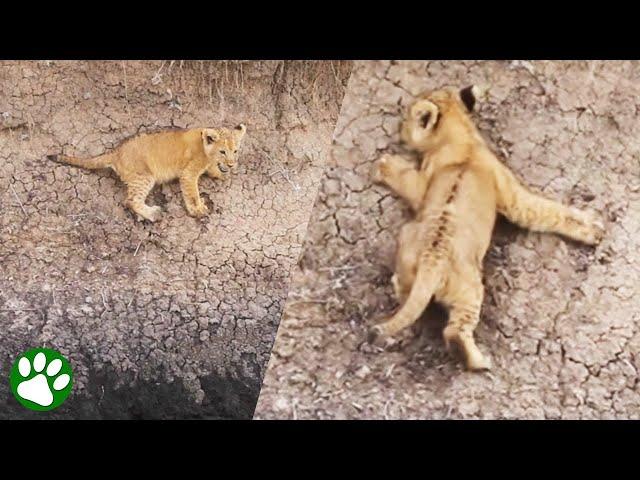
[0,60,351,419]
[255,61,640,419]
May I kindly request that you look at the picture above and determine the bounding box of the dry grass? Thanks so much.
[141,60,352,106]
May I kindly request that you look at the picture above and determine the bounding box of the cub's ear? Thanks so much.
[459,86,477,112]
[459,85,489,112]
[202,130,219,145]
[233,123,247,138]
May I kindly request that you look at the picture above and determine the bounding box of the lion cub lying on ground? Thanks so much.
[48,124,246,221]
[369,86,604,371]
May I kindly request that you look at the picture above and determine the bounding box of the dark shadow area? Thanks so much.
[0,364,259,419]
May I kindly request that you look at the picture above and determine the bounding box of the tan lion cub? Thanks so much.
[48,124,246,221]
[369,86,604,371]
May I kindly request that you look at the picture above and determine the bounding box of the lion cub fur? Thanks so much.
[48,124,246,221]
[370,86,605,371]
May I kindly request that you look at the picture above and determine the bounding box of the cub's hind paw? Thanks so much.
[443,326,491,372]
[366,324,398,349]
[584,210,606,245]
[571,208,605,245]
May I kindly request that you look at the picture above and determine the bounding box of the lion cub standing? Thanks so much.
[48,124,246,221]
[370,86,605,371]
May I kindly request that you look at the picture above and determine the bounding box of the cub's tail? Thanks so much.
[47,152,114,170]
[368,251,447,342]
[390,254,445,327]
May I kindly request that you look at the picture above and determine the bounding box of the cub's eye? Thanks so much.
[420,112,431,129]
[219,150,226,155]
[233,150,238,154]
[206,135,215,144]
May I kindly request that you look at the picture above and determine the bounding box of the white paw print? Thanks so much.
[16,352,71,407]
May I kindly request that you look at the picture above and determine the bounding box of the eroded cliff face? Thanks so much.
[255,60,640,419]
[0,60,352,419]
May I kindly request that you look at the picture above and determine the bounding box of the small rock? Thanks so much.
[288,372,308,384]
[458,400,480,417]
[354,365,371,379]
[274,396,290,412]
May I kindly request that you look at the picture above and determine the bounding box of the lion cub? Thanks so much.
[369,86,604,371]
[48,124,246,221]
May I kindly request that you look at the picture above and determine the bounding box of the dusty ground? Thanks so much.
[255,60,640,419]
[0,60,351,419]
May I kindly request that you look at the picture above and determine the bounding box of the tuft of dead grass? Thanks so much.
[144,60,352,107]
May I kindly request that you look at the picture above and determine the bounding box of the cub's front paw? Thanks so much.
[188,202,209,218]
[146,206,163,222]
[373,154,394,184]
[134,205,162,222]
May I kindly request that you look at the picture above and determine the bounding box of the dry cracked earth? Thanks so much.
[0,60,351,419]
[255,60,640,419]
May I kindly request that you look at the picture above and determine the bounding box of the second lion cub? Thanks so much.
[370,86,605,371]
[48,124,246,221]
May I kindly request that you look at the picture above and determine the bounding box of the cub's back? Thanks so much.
[115,129,198,179]
[422,162,497,262]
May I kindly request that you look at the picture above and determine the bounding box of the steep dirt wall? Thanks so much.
[0,60,351,418]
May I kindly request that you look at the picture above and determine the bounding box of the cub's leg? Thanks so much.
[124,175,161,222]
[494,161,604,245]
[441,271,490,371]
[391,221,422,303]
[179,171,208,217]
[391,274,410,303]
[374,154,428,211]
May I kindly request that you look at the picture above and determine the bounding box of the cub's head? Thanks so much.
[201,124,247,172]
[400,85,486,151]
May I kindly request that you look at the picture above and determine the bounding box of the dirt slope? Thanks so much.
[0,60,351,419]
